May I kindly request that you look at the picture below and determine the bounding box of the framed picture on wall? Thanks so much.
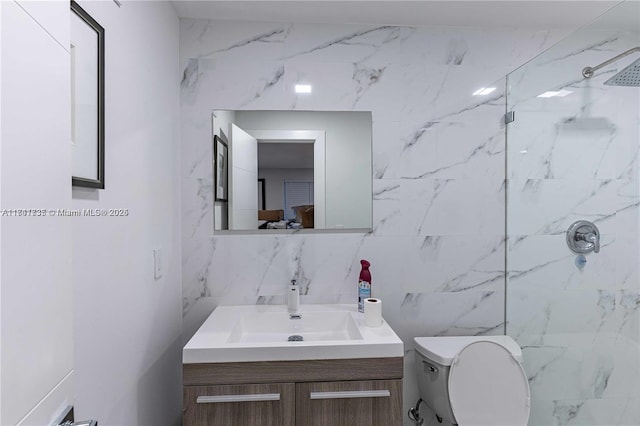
[70,0,105,189]
[258,178,266,210]
[214,134,228,201]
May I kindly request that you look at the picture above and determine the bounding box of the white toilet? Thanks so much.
[413,335,530,426]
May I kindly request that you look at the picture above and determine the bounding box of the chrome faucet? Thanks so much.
[288,279,300,315]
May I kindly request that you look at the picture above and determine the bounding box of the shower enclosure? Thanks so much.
[506,1,640,424]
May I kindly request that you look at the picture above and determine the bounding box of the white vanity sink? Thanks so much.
[227,310,363,343]
[183,304,403,363]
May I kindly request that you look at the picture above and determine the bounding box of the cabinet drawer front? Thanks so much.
[184,383,295,426]
[296,379,402,426]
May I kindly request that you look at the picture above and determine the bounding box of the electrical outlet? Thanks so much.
[153,248,162,280]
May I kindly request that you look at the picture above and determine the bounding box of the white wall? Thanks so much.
[1,1,73,424]
[236,110,371,229]
[70,2,182,425]
[259,168,314,211]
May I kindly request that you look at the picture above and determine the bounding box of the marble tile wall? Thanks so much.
[180,18,564,425]
[506,4,640,424]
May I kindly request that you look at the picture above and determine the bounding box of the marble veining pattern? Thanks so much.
[180,14,638,426]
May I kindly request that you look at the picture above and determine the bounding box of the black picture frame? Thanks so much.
[258,178,266,210]
[70,0,105,189]
[214,135,229,201]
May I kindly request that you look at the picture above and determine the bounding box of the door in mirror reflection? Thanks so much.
[230,124,258,230]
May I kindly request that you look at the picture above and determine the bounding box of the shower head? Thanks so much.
[604,58,640,86]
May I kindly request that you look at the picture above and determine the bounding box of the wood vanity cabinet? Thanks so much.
[296,379,402,426]
[183,357,403,426]
[183,383,295,426]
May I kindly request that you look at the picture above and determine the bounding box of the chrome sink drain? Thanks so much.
[288,335,303,342]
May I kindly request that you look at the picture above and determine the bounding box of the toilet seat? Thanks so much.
[448,341,530,426]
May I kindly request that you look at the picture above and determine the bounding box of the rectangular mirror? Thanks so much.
[212,110,372,233]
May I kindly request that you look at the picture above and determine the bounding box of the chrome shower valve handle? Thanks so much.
[577,231,599,252]
[566,220,600,254]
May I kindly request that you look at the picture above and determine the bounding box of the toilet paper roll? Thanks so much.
[364,298,383,327]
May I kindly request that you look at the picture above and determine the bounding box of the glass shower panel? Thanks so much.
[506,1,640,425]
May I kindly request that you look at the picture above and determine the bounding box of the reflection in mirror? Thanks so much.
[259,142,314,223]
[212,110,372,232]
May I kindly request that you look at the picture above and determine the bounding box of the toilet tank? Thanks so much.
[414,349,456,424]
[413,336,524,425]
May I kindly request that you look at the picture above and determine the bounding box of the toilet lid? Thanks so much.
[448,341,530,426]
